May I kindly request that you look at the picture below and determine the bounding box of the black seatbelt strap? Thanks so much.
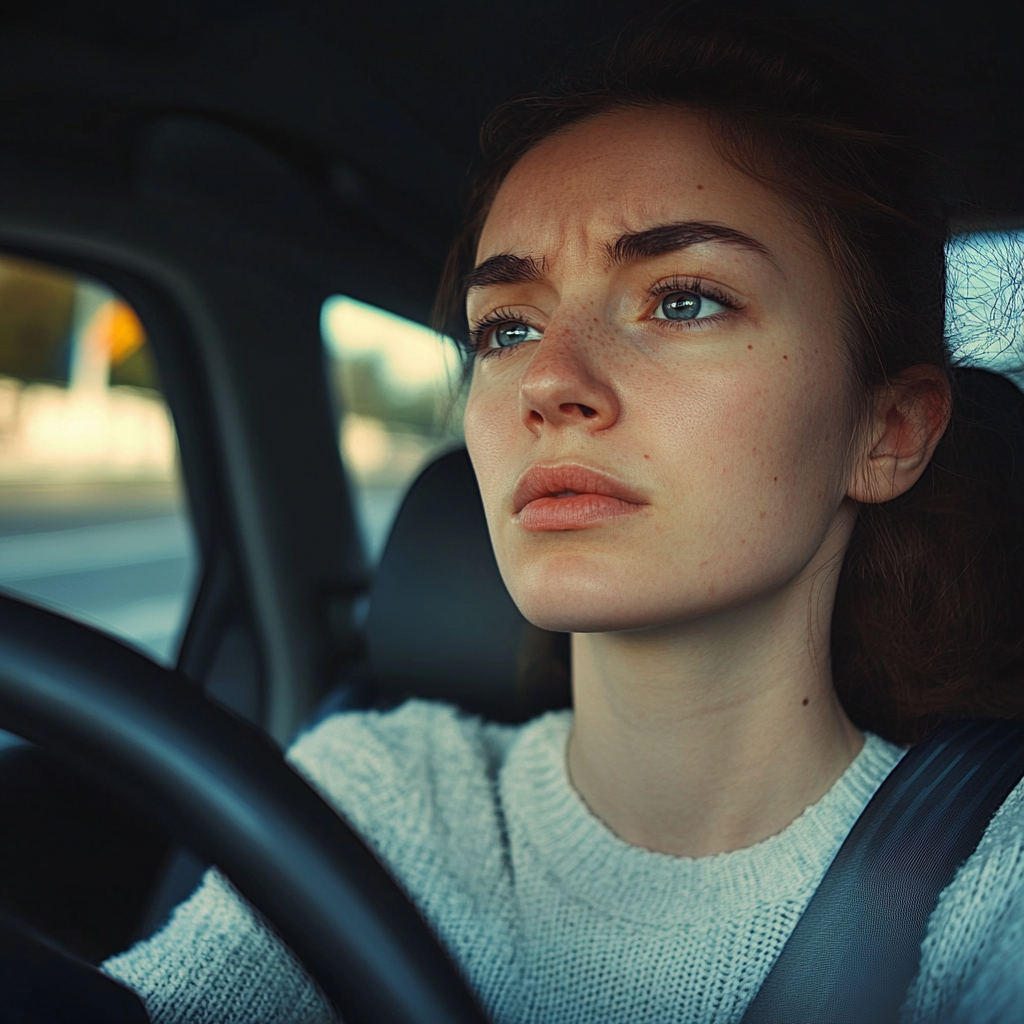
[741,718,1024,1024]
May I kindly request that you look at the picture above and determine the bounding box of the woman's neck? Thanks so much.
[566,523,864,859]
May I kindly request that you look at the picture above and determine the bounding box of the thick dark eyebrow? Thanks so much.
[465,253,545,290]
[466,223,774,292]
[607,221,777,268]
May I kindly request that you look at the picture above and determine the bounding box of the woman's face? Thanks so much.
[464,106,861,633]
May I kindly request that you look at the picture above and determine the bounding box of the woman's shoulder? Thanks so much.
[288,699,522,804]
[286,700,535,874]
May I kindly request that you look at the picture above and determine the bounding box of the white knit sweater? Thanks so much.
[103,700,1024,1023]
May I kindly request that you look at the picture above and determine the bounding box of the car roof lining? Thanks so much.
[0,0,1022,329]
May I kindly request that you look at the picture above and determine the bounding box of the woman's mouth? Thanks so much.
[512,464,648,531]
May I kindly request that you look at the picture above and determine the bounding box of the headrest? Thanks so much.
[365,448,570,723]
[952,367,1024,504]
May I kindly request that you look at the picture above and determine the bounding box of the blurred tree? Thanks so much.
[106,300,158,390]
[110,343,159,390]
[0,256,76,383]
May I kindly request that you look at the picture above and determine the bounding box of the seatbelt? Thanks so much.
[740,718,1024,1024]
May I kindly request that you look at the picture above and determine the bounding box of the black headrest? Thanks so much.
[951,367,1024,504]
[365,448,570,723]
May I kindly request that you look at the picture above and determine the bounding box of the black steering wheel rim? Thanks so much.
[0,594,486,1024]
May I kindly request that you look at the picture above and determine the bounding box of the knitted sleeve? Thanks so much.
[101,700,511,1022]
[904,778,1024,1023]
[948,896,1024,1024]
[102,868,336,1024]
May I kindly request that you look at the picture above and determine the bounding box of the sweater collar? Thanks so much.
[501,711,904,922]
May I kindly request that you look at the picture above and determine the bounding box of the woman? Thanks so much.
[104,12,1024,1023]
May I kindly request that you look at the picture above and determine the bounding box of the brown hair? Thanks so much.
[435,10,1024,743]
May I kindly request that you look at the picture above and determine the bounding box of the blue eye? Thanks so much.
[653,291,727,321]
[489,321,542,349]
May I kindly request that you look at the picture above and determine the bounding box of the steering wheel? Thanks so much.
[0,594,487,1024]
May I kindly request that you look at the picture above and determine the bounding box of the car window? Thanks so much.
[322,296,464,562]
[0,254,198,665]
[948,231,1024,385]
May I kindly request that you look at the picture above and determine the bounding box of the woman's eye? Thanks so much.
[488,321,543,349]
[652,291,727,322]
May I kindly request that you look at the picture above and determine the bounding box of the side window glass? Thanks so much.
[0,255,198,664]
[322,296,464,561]
[948,231,1024,386]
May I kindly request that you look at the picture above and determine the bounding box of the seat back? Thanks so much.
[365,448,570,722]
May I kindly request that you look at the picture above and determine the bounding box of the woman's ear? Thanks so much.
[848,365,952,504]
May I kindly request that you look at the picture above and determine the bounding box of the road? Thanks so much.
[0,484,403,674]
[0,513,198,665]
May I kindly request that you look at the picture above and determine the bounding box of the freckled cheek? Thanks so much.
[728,383,851,532]
[646,370,844,531]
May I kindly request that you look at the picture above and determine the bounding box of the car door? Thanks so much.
[0,111,398,972]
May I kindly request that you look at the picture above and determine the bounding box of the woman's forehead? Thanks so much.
[476,107,800,269]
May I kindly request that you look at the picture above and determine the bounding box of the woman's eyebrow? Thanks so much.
[466,254,546,290]
[607,221,779,269]
[466,222,776,291]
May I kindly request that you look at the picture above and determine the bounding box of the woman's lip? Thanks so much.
[517,493,644,531]
[511,463,648,530]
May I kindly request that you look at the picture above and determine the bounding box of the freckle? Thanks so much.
[802,698,809,706]
[696,184,704,190]
[759,510,767,519]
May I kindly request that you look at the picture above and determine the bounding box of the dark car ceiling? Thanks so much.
[0,0,1021,324]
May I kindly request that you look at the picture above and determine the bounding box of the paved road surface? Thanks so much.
[0,514,198,665]
[0,485,403,672]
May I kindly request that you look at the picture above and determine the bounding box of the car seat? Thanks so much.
[363,447,571,723]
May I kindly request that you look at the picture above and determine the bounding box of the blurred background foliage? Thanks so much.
[0,254,158,391]
[0,257,75,384]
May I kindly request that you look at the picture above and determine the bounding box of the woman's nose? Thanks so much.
[518,324,620,435]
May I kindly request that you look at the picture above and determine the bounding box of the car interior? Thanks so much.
[0,1,1021,1021]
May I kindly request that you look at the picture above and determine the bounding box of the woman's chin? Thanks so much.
[516,601,644,634]
[500,549,674,633]
[508,573,681,634]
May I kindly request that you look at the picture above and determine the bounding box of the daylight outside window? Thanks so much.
[0,255,198,667]
[322,296,464,561]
